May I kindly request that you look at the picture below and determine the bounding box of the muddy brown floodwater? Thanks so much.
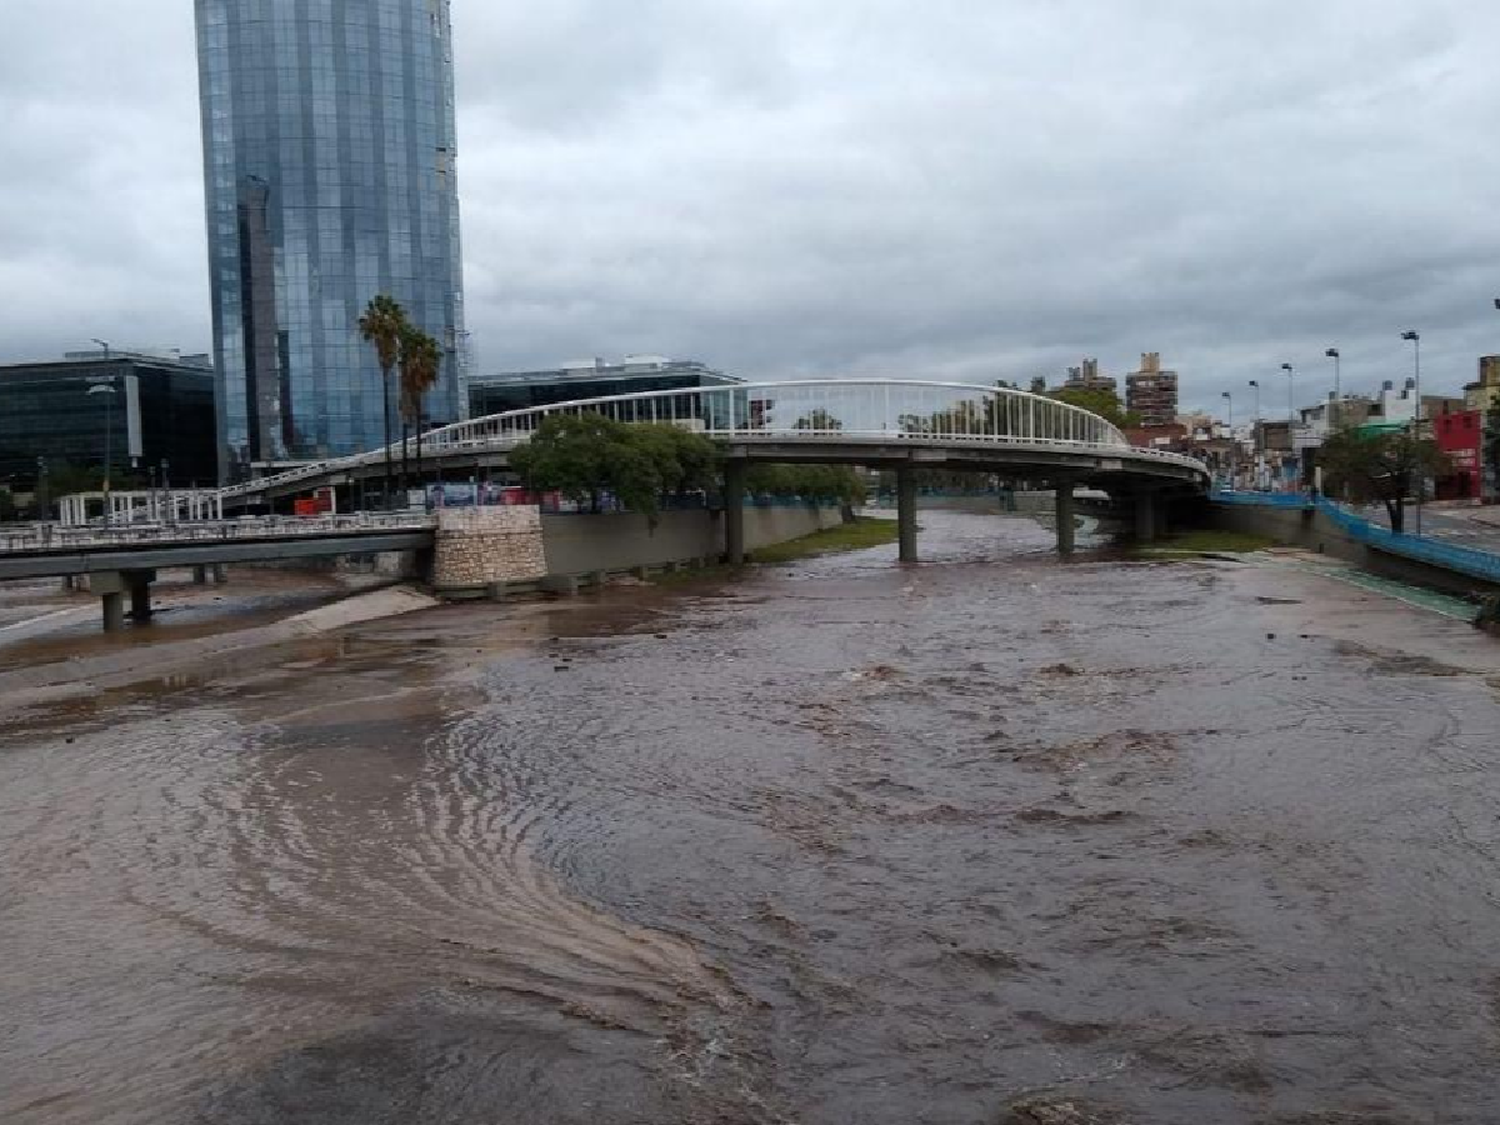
[4,512,1500,1125]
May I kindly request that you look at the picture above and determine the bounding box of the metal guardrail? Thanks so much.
[0,512,436,555]
[1210,490,1311,509]
[1211,490,1500,584]
[222,379,1211,499]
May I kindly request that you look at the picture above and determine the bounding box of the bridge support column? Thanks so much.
[102,591,125,633]
[896,467,919,564]
[211,563,227,585]
[91,571,153,632]
[723,460,746,566]
[192,565,208,585]
[1055,481,1076,557]
[129,573,154,622]
[1134,491,1158,543]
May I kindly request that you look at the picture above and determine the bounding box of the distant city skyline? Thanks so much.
[3,1,1500,417]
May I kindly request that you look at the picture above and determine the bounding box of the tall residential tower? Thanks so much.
[195,0,466,478]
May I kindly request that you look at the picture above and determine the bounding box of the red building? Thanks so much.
[1435,410,1483,499]
[1124,423,1188,452]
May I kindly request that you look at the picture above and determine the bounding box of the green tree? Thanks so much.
[794,409,843,432]
[747,463,866,504]
[510,414,719,519]
[358,294,409,499]
[645,423,720,497]
[46,461,104,497]
[1048,385,1140,429]
[1318,427,1450,534]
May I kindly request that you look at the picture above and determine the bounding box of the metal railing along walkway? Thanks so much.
[221,379,1211,500]
[1211,490,1500,584]
[0,512,436,555]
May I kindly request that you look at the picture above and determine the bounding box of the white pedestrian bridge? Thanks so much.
[222,379,1211,504]
[15,382,1211,631]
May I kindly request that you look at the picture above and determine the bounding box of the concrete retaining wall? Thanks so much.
[540,505,844,576]
[1201,502,1500,598]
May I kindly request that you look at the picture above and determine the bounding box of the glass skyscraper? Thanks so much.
[194,0,466,479]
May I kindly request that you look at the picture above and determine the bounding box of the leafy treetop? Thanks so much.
[1317,427,1449,533]
[509,413,720,518]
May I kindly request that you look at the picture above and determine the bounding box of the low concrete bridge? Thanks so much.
[0,514,433,631]
[219,379,1211,560]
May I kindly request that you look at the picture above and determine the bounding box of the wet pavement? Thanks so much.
[3,513,1500,1124]
[0,569,369,673]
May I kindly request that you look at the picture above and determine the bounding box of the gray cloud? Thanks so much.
[2,0,1499,417]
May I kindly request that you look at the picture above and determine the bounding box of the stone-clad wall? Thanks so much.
[432,506,547,591]
[431,504,846,594]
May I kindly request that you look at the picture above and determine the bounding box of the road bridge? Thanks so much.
[219,379,1210,560]
[0,514,434,632]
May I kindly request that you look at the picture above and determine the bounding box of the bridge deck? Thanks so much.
[0,519,434,581]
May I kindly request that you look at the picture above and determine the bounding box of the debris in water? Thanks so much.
[1003,1100,1109,1125]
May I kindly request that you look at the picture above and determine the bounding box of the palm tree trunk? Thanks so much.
[416,406,424,491]
[401,422,409,500]
[382,367,393,507]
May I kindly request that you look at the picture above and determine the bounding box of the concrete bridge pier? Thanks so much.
[92,569,156,632]
[130,576,154,622]
[1134,490,1161,543]
[1055,480,1077,556]
[896,467,919,564]
[101,589,125,633]
[723,460,746,566]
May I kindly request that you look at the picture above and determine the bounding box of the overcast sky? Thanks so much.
[3,0,1499,415]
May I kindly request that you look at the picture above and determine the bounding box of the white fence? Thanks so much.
[0,511,435,554]
[216,379,1208,500]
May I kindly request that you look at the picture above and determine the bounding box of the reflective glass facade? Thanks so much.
[0,358,218,490]
[195,0,466,480]
[468,360,742,418]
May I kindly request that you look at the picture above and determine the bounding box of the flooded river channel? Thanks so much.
[4,512,1500,1124]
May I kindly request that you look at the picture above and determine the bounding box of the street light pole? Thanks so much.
[1248,379,1262,488]
[1221,391,1234,488]
[1401,330,1422,536]
[1325,347,1340,429]
[1280,364,1296,494]
[87,380,118,526]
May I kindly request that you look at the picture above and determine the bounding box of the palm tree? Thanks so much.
[399,326,443,493]
[359,294,408,504]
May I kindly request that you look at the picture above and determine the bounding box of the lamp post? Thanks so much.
[1220,391,1234,488]
[35,456,49,522]
[1248,379,1262,488]
[1280,364,1297,493]
[1401,330,1422,535]
[1325,347,1340,429]
[87,380,118,526]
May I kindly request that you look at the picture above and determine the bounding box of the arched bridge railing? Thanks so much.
[223,380,1206,497]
